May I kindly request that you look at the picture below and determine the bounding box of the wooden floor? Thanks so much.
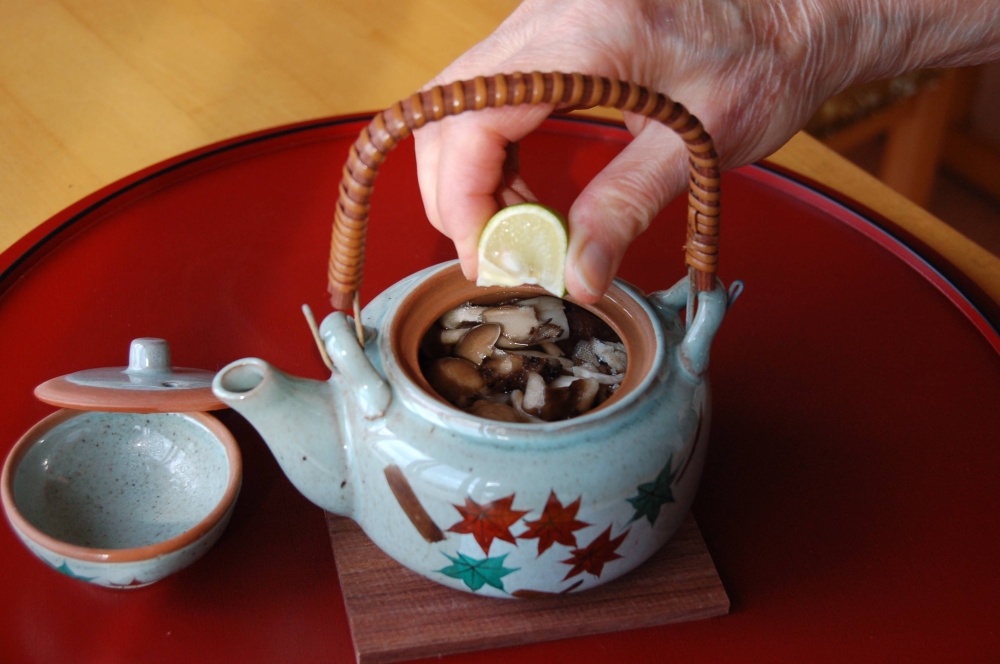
[0,0,519,253]
[2,0,999,305]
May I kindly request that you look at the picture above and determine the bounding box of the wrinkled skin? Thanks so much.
[414,0,1000,302]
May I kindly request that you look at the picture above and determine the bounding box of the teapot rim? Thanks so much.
[375,262,671,441]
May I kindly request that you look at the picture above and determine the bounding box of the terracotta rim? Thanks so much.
[0,409,242,564]
[34,376,226,412]
[389,263,659,421]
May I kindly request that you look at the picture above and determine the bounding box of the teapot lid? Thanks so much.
[34,338,225,413]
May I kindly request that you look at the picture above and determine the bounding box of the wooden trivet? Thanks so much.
[326,512,729,664]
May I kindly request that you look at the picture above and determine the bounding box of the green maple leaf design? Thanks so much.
[627,453,680,525]
[437,552,518,592]
[52,561,97,582]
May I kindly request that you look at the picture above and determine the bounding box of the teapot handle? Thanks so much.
[329,72,721,320]
[649,277,731,379]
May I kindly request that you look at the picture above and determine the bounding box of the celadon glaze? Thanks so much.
[213,261,732,598]
[2,410,240,588]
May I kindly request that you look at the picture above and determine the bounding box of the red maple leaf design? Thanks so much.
[560,525,629,580]
[448,494,529,554]
[518,491,590,556]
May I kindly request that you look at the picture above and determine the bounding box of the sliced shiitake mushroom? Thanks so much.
[439,304,485,329]
[511,390,545,423]
[568,377,600,413]
[540,341,564,357]
[440,328,470,345]
[508,349,574,369]
[593,339,628,374]
[571,365,625,384]
[482,305,540,348]
[467,400,522,423]
[426,357,486,407]
[423,296,624,421]
[453,323,501,366]
[521,371,547,413]
[519,297,570,341]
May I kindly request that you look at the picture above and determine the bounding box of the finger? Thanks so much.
[565,119,689,302]
[416,128,539,232]
[495,143,538,207]
[414,123,445,233]
[432,105,552,279]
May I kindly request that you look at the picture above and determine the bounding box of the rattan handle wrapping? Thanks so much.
[329,72,720,312]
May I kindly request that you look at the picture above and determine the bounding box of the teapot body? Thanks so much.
[334,262,717,597]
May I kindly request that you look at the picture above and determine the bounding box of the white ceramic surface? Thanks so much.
[1,409,241,588]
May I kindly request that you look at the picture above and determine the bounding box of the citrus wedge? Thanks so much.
[476,203,568,296]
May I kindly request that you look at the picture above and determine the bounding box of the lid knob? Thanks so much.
[34,337,224,412]
[127,338,171,374]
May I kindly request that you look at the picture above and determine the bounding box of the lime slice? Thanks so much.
[476,203,568,296]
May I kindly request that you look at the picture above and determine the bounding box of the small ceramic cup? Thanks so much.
[1,408,241,588]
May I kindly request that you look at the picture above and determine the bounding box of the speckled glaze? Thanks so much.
[213,261,731,598]
[1,410,241,588]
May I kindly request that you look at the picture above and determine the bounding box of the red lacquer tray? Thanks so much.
[1,116,998,662]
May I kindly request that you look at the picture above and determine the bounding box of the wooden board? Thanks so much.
[326,513,729,664]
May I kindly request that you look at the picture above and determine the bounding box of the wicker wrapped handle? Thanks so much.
[329,72,720,312]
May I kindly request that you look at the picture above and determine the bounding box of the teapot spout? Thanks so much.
[212,359,353,517]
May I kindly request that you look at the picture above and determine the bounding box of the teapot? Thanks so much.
[212,72,737,598]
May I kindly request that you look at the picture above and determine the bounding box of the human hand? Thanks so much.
[414,0,844,302]
[414,0,1000,302]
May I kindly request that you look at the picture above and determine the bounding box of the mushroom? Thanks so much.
[439,304,485,329]
[542,376,600,418]
[481,351,519,376]
[549,376,578,389]
[479,352,528,392]
[540,342,564,357]
[482,305,540,348]
[519,296,570,341]
[571,365,625,384]
[511,390,545,423]
[422,294,626,421]
[521,371,547,413]
[593,339,628,374]
[568,377,600,413]
[467,400,522,423]
[453,323,501,366]
[426,357,486,407]
[571,339,601,369]
[440,328,470,345]
[506,349,574,369]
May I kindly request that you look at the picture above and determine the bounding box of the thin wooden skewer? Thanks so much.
[302,303,334,371]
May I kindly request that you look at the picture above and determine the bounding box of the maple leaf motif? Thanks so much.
[626,454,680,525]
[561,525,629,580]
[437,552,518,592]
[518,491,590,556]
[51,561,96,582]
[448,494,529,554]
[107,578,147,588]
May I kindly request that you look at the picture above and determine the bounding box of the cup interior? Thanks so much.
[389,264,657,416]
[10,411,231,550]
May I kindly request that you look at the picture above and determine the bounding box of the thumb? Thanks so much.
[565,121,689,303]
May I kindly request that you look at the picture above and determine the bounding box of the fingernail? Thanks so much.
[574,242,611,297]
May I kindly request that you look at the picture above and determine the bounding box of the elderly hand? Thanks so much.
[414,0,1000,302]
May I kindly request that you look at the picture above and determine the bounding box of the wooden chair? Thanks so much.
[807,67,1000,210]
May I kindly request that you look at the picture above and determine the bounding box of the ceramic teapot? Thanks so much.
[212,72,737,598]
